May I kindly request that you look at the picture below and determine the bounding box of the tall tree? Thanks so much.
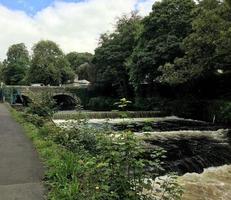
[77,62,96,82]
[226,0,231,7]
[2,43,30,85]
[0,62,3,82]
[159,0,231,84]
[127,0,195,92]
[66,52,93,72]
[93,12,142,97]
[29,40,74,85]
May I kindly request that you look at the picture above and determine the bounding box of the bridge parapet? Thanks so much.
[3,85,86,106]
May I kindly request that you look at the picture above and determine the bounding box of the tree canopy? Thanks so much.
[91,0,230,99]
[0,0,230,101]
[93,13,142,97]
[127,0,196,91]
[28,40,75,86]
[66,52,93,72]
[0,62,3,82]
[159,0,231,85]
[2,43,30,85]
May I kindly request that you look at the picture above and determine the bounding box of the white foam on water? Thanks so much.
[179,165,231,200]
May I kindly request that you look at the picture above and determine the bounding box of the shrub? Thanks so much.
[162,99,231,124]
[25,91,57,118]
[134,97,166,111]
[87,97,117,111]
[14,108,183,200]
[162,99,205,119]
[47,120,182,200]
[207,101,231,124]
[21,112,47,127]
[50,121,99,155]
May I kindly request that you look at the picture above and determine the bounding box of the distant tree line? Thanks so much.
[0,0,230,101]
[0,41,93,86]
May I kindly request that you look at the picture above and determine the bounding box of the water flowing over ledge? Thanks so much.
[180,165,231,200]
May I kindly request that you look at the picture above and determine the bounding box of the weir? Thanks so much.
[54,116,231,175]
[144,129,231,175]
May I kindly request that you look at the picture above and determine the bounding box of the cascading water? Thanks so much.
[139,121,231,200]
[144,129,231,175]
[179,165,231,200]
[53,116,231,199]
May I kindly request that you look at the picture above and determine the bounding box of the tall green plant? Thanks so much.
[114,98,132,111]
[26,91,57,118]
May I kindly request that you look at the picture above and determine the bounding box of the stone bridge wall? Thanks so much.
[3,85,87,104]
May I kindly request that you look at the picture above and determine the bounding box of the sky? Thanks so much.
[0,0,156,60]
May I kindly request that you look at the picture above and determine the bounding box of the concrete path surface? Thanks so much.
[0,104,45,200]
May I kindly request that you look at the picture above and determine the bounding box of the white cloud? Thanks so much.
[0,0,156,60]
[136,0,156,16]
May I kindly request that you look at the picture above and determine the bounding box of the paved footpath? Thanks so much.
[0,104,45,200]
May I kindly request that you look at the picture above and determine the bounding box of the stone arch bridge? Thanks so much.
[1,85,86,110]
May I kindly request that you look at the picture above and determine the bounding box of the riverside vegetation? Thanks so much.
[1,0,230,125]
[11,93,183,200]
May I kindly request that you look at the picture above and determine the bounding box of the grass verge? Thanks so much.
[10,108,77,199]
[10,107,183,200]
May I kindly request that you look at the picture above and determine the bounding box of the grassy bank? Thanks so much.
[11,106,182,200]
[10,109,75,199]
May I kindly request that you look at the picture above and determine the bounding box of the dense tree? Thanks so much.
[66,52,93,72]
[226,0,231,7]
[77,62,96,82]
[29,40,75,85]
[0,0,230,102]
[93,12,142,97]
[2,43,30,85]
[0,62,3,82]
[127,0,196,92]
[159,0,231,84]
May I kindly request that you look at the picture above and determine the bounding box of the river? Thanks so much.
[180,165,231,200]
[53,116,231,199]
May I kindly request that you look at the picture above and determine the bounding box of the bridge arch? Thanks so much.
[53,93,80,110]
[14,94,32,106]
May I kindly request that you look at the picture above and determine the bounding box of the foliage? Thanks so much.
[0,62,3,82]
[1,0,230,105]
[87,96,117,111]
[93,12,142,97]
[66,52,93,72]
[159,0,231,85]
[66,52,94,81]
[29,40,75,85]
[226,0,231,7]
[25,91,57,118]
[206,101,231,124]
[162,99,231,124]
[127,0,195,91]
[21,112,47,127]
[134,97,167,111]
[43,123,181,200]
[77,62,96,82]
[11,107,183,200]
[114,98,132,111]
[2,43,30,85]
